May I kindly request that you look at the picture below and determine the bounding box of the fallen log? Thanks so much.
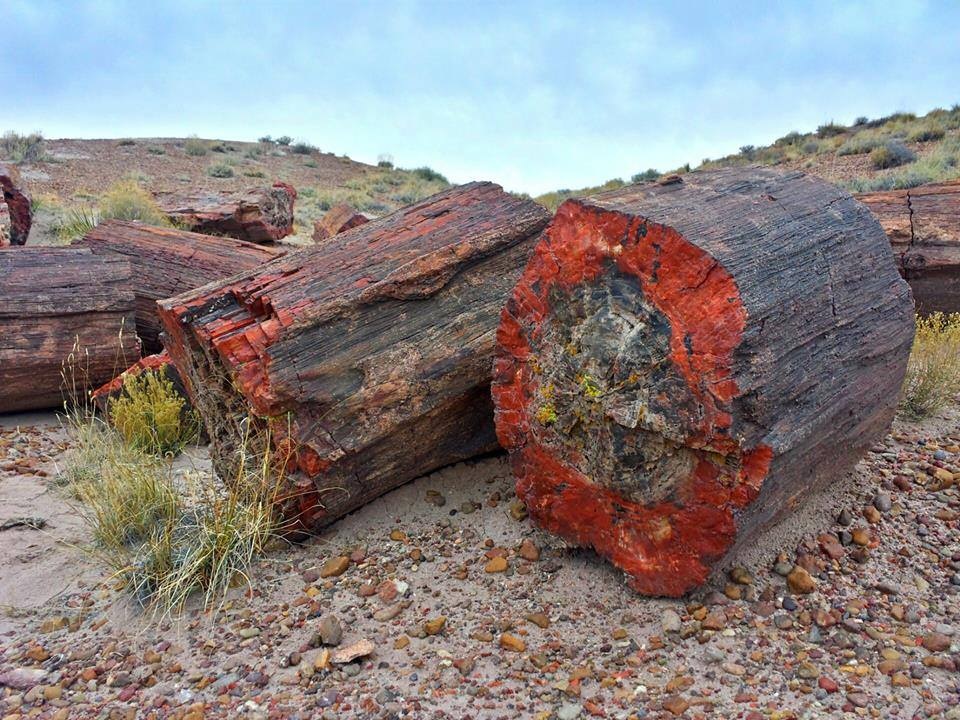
[91,351,189,414]
[76,220,286,353]
[312,203,369,243]
[0,163,32,246]
[0,247,140,413]
[154,182,297,244]
[492,168,914,597]
[158,182,550,526]
[856,180,960,313]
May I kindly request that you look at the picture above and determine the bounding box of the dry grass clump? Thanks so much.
[53,178,170,241]
[109,370,199,456]
[900,312,960,419]
[1,130,46,163]
[62,412,285,614]
[184,135,209,156]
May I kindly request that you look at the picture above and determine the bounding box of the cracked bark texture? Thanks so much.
[77,220,285,353]
[157,182,550,528]
[0,247,139,412]
[856,180,960,313]
[493,168,914,596]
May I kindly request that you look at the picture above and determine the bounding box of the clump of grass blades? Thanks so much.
[207,162,234,178]
[871,141,916,170]
[64,420,179,551]
[900,312,960,419]
[1,131,46,163]
[100,178,170,226]
[62,409,285,615]
[184,136,208,156]
[109,369,198,456]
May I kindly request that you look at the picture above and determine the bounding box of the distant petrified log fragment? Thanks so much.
[312,203,369,243]
[856,180,960,313]
[90,351,189,414]
[0,247,139,413]
[158,182,550,527]
[493,168,914,597]
[76,220,285,353]
[0,163,32,246]
[154,182,297,243]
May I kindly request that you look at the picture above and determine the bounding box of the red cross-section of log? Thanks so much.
[492,168,914,597]
[312,203,369,243]
[856,180,960,313]
[153,182,297,244]
[76,220,286,353]
[0,163,32,246]
[158,182,550,527]
[0,247,139,413]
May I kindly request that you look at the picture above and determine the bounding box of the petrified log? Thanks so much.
[0,247,140,413]
[154,182,297,243]
[91,351,189,414]
[158,182,550,526]
[0,163,32,246]
[856,180,960,313]
[312,203,369,243]
[76,220,285,353]
[492,168,914,597]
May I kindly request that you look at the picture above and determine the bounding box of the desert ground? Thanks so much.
[1,403,959,719]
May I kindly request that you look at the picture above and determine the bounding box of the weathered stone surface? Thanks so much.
[154,182,297,244]
[0,247,139,412]
[312,203,368,243]
[158,182,550,529]
[857,180,960,313]
[493,168,914,596]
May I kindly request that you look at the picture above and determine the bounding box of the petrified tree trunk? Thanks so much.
[76,220,285,353]
[856,180,960,313]
[0,163,32,246]
[91,351,189,414]
[0,247,139,413]
[159,182,550,526]
[493,168,914,597]
[154,182,297,244]
[312,203,368,243]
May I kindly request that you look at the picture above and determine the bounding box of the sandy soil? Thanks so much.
[2,407,960,719]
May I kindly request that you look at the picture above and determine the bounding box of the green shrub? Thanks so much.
[117,139,136,147]
[275,135,292,146]
[817,122,847,138]
[207,162,234,178]
[907,124,946,143]
[774,131,803,147]
[291,142,317,155]
[870,140,916,169]
[900,313,960,419]
[1,131,46,163]
[184,136,208,156]
[147,146,166,155]
[837,134,882,156]
[258,135,274,144]
[631,168,660,183]
[244,169,266,178]
[411,166,448,183]
[109,369,198,456]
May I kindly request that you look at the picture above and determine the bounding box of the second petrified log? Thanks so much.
[154,182,297,243]
[856,180,960,313]
[159,182,550,527]
[0,247,139,413]
[0,163,32,246]
[312,203,369,243]
[76,220,285,353]
[492,168,914,596]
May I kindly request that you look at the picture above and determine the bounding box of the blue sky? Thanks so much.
[3,1,959,194]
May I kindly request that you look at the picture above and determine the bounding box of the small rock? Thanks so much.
[661,609,682,634]
[331,639,374,664]
[499,633,526,652]
[318,615,343,646]
[484,556,508,573]
[526,612,550,629]
[922,633,951,652]
[518,539,540,561]
[320,556,350,578]
[787,565,816,594]
[424,617,447,636]
[662,695,690,716]
[874,493,892,512]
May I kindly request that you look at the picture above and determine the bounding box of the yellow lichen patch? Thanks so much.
[535,403,558,425]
